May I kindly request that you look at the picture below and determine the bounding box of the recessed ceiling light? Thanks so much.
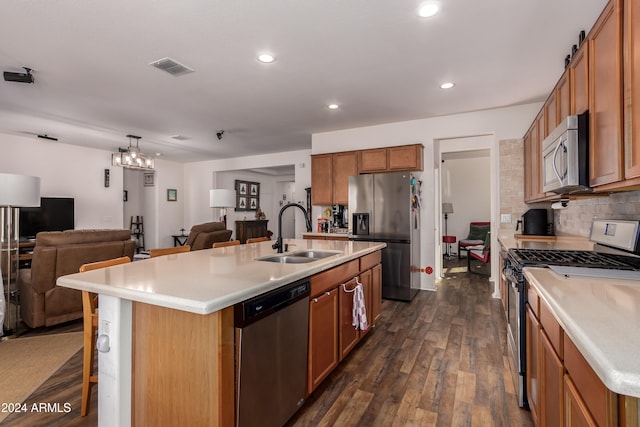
[440,82,455,89]
[257,53,275,63]
[328,104,340,110]
[418,2,439,18]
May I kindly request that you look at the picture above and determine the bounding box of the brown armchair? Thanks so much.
[18,229,135,328]
[186,222,232,250]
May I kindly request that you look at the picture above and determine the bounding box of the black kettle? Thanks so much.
[516,209,549,235]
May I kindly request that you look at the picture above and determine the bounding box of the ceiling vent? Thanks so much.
[149,57,194,76]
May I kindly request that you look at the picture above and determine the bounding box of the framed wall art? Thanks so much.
[143,172,155,187]
[235,179,260,211]
[167,189,177,202]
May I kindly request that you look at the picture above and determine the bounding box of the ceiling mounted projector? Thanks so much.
[3,67,34,83]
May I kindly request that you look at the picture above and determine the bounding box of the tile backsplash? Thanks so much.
[499,138,640,237]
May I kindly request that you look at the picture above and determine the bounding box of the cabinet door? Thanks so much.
[526,305,540,426]
[524,128,534,202]
[564,375,598,427]
[540,330,564,427]
[358,148,387,173]
[332,151,358,205]
[371,264,382,326]
[388,145,423,171]
[339,278,360,360]
[624,0,640,179]
[359,269,372,336]
[545,89,559,137]
[589,0,624,187]
[571,44,589,115]
[308,288,339,394]
[311,154,333,206]
[557,70,571,123]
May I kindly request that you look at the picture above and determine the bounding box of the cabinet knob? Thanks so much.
[312,298,318,303]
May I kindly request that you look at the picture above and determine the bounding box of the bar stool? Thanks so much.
[443,235,456,259]
[78,256,132,416]
[149,245,191,257]
[246,237,269,244]
[212,240,240,248]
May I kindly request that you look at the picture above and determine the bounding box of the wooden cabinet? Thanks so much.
[564,375,598,427]
[545,87,558,137]
[525,111,549,202]
[540,329,565,426]
[303,233,349,241]
[370,263,382,326]
[235,220,268,244]
[623,0,640,181]
[570,43,589,115]
[557,70,572,124]
[358,148,388,173]
[308,288,340,394]
[311,154,333,205]
[339,277,360,359]
[526,305,540,425]
[332,151,358,205]
[589,0,624,187]
[388,144,423,171]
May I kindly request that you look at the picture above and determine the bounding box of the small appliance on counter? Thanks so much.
[516,209,552,236]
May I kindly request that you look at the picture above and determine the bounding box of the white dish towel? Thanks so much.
[351,279,368,332]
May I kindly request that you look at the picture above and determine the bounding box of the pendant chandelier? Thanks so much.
[111,134,155,170]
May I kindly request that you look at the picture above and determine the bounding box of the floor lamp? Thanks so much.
[0,173,40,337]
[442,202,454,259]
[209,189,236,228]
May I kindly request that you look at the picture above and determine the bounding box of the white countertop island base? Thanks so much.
[58,239,385,426]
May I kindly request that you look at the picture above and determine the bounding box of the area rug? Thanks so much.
[0,332,83,423]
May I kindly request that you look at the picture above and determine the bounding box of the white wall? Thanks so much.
[0,133,124,229]
[312,102,543,292]
[184,150,312,238]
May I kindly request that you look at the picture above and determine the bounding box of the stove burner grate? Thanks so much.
[508,249,640,270]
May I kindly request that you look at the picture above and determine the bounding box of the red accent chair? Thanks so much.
[458,221,490,259]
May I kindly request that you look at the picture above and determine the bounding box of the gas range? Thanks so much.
[508,248,640,270]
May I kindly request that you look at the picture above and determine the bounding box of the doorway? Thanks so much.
[435,134,498,295]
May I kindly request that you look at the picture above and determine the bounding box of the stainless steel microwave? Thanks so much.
[541,112,590,194]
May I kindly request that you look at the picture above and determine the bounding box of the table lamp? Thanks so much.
[0,173,40,336]
[209,189,236,228]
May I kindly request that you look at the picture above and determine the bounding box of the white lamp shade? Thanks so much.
[0,173,41,207]
[442,202,454,214]
[209,189,236,208]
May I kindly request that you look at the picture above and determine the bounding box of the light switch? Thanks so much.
[501,214,512,223]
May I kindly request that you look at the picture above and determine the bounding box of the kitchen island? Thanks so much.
[57,238,386,426]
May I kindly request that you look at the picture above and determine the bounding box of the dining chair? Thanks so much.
[149,245,191,257]
[212,240,241,248]
[78,256,131,416]
[246,237,269,244]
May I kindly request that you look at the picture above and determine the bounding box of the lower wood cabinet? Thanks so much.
[235,220,268,244]
[526,305,540,425]
[307,252,382,395]
[308,288,340,394]
[540,330,564,426]
[564,374,598,427]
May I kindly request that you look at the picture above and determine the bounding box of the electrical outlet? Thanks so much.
[501,214,512,223]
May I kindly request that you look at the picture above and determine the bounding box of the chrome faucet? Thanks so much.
[273,202,312,253]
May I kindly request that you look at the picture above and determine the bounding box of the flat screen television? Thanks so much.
[19,197,75,240]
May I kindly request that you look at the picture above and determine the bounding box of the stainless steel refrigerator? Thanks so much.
[348,172,421,301]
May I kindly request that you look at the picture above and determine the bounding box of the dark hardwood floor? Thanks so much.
[3,258,533,426]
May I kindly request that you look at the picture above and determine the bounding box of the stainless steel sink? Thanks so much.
[256,250,341,264]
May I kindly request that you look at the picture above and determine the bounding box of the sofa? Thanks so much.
[186,222,233,250]
[18,229,135,328]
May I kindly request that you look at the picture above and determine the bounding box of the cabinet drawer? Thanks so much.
[360,250,381,272]
[564,335,616,427]
[539,299,563,358]
[311,260,359,297]
[527,282,539,318]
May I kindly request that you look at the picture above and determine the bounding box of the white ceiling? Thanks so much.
[0,0,608,163]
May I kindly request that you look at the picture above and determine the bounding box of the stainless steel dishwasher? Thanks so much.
[234,278,310,427]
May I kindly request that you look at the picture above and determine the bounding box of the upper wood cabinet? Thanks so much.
[623,0,640,181]
[589,0,624,187]
[311,154,333,205]
[358,144,424,174]
[332,151,358,205]
[557,70,572,124]
[312,144,423,206]
[358,148,388,173]
[388,144,424,171]
[570,43,589,115]
[525,111,550,203]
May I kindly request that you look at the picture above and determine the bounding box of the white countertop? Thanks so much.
[57,239,385,315]
[497,229,593,251]
[524,267,640,398]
